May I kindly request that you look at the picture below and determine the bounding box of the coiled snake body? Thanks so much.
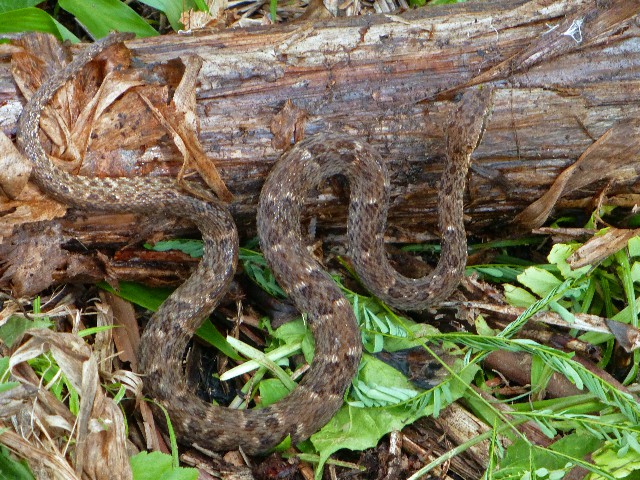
[16,33,491,453]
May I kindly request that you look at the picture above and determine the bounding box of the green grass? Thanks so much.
[141,214,640,479]
[3,208,640,478]
[0,0,201,40]
[4,0,639,477]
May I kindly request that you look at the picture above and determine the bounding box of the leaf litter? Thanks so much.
[3,3,640,480]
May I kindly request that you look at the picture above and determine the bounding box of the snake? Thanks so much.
[16,33,491,454]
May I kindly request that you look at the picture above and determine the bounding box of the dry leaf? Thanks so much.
[103,292,140,368]
[138,55,233,201]
[567,227,640,269]
[12,34,137,172]
[270,99,308,150]
[515,118,640,228]
[0,384,38,418]
[180,0,229,31]
[6,34,233,297]
[0,184,67,243]
[0,131,31,199]
[435,1,640,99]
[0,223,70,295]
[9,329,132,480]
[0,126,67,245]
[0,428,79,479]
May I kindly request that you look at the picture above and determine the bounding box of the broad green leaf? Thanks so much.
[629,237,640,257]
[196,319,242,362]
[475,315,499,337]
[59,0,158,38]
[517,266,562,298]
[0,382,20,394]
[271,318,307,345]
[0,0,40,13]
[504,284,538,307]
[0,8,78,41]
[270,318,313,363]
[310,356,476,478]
[0,316,52,347]
[130,451,197,480]
[310,404,427,478]
[0,355,10,380]
[138,0,196,31]
[630,261,640,283]
[99,281,172,311]
[547,243,590,279]
[472,266,506,278]
[146,239,203,258]
[357,355,421,393]
[192,0,208,9]
[497,434,604,479]
[0,446,34,480]
[98,282,237,357]
[258,378,290,407]
[590,436,640,478]
[350,355,421,407]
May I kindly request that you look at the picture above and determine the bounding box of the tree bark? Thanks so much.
[1,0,640,293]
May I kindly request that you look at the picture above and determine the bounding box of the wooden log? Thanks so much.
[1,0,640,293]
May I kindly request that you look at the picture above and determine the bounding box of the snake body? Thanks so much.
[16,33,489,453]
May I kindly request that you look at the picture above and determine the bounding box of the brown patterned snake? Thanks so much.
[16,33,492,453]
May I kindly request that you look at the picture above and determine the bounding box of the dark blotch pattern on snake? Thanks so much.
[16,33,491,453]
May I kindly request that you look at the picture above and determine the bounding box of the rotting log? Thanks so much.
[1,0,640,293]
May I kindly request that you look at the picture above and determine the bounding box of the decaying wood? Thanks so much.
[1,0,640,293]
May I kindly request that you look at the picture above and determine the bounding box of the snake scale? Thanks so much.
[16,33,492,453]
